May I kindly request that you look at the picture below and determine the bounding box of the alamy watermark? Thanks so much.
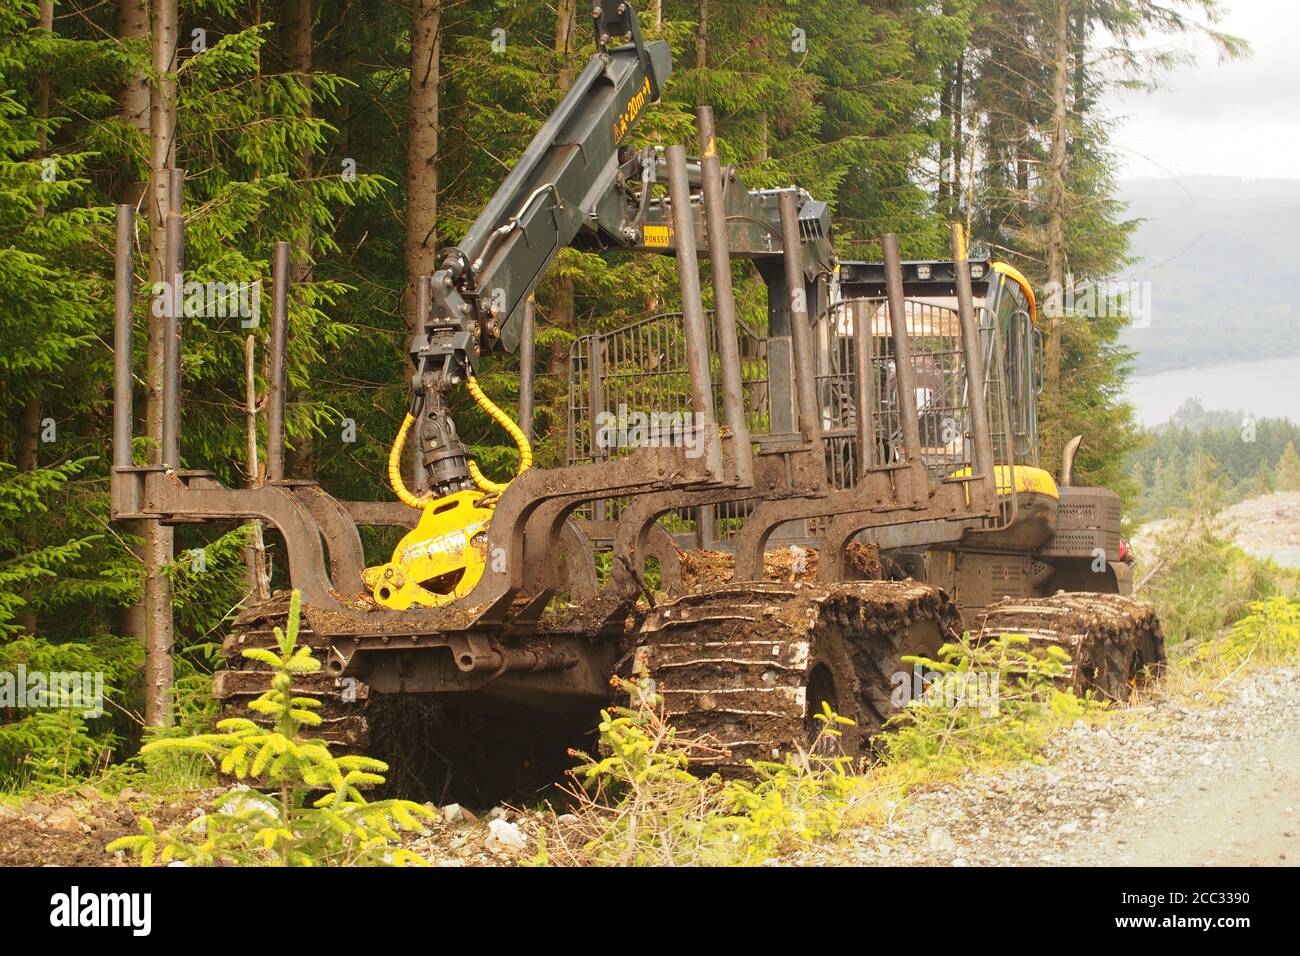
[891,665,1001,716]
[0,666,105,718]
[1042,275,1152,329]
[50,886,151,936]
[594,403,707,457]
[152,278,261,328]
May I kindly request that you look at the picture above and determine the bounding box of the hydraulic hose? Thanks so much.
[387,413,426,509]
[387,376,533,505]
[465,375,532,494]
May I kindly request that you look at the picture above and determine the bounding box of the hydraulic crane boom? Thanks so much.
[407,1,833,501]
[419,2,669,369]
[409,0,669,496]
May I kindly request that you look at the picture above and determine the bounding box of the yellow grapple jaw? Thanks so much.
[362,490,496,609]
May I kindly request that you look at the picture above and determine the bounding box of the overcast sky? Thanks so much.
[1101,0,1300,181]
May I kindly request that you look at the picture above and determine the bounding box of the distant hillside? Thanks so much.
[1118,176,1300,374]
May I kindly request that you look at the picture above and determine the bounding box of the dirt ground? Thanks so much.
[796,666,1300,867]
[0,788,210,867]
[1220,492,1300,556]
[1133,491,1300,560]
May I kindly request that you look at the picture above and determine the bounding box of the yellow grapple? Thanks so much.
[364,376,531,610]
[363,489,495,609]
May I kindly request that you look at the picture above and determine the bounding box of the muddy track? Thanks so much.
[975,592,1166,700]
[633,580,962,769]
[212,593,371,750]
[211,595,614,805]
[212,587,1166,801]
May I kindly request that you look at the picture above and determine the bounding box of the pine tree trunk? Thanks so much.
[117,0,149,143]
[952,53,965,222]
[117,0,150,646]
[36,1,51,169]
[1016,35,1031,213]
[547,280,575,375]
[244,336,270,601]
[16,399,38,473]
[27,0,50,447]
[290,0,313,254]
[556,0,577,87]
[403,0,441,352]
[544,0,580,390]
[19,3,54,635]
[696,0,707,69]
[16,398,40,634]
[144,0,179,728]
[1016,134,1029,204]
[1044,0,1070,415]
[287,0,315,478]
[28,2,51,451]
[1071,9,1088,118]
[938,62,952,209]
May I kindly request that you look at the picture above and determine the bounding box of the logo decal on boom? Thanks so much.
[612,76,653,144]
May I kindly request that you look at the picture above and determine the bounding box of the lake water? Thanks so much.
[1243,546,1300,569]
[1126,354,1300,426]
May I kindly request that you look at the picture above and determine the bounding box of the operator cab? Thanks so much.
[833,257,1042,470]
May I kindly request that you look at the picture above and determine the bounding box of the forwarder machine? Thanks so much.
[110,1,1162,785]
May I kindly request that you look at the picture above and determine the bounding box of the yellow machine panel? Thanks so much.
[948,464,1059,499]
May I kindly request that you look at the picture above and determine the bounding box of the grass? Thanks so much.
[1133,501,1300,700]
[1135,506,1299,646]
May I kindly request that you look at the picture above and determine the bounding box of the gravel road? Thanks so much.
[810,667,1300,867]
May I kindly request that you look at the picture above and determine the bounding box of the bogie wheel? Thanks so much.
[634,580,961,772]
[975,592,1166,703]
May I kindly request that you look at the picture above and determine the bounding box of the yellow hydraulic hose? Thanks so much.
[386,376,533,506]
[991,261,1038,326]
[465,375,532,493]
[387,413,426,509]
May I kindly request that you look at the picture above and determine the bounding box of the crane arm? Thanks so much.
[414,1,670,383]
[405,1,833,500]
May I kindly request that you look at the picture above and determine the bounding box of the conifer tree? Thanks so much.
[1277,442,1300,493]
[111,591,436,865]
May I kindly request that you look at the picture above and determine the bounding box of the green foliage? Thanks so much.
[1127,399,1300,522]
[1160,595,1300,700]
[109,591,436,866]
[0,630,140,790]
[0,456,142,790]
[719,704,868,859]
[0,708,111,791]
[164,525,253,644]
[1200,596,1300,673]
[1278,442,1300,493]
[535,679,879,866]
[1137,506,1292,646]
[880,634,1104,778]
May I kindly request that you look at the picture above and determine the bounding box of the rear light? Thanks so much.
[1118,538,1130,562]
